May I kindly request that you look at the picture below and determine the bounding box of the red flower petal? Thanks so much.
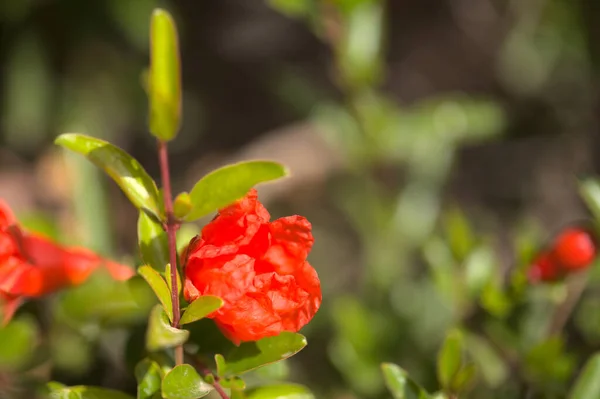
[551,228,596,271]
[183,189,322,344]
[528,251,562,283]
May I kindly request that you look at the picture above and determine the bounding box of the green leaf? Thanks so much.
[443,207,476,261]
[464,333,507,388]
[215,354,227,377]
[139,265,173,322]
[0,316,37,370]
[146,305,189,352]
[60,272,153,327]
[450,363,477,393]
[246,384,315,399]
[135,359,163,399]
[48,385,134,399]
[165,263,182,299]
[580,178,600,223]
[268,0,312,19]
[437,329,464,390]
[55,133,161,218]
[180,296,223,325]
[186,161,288,221]
[138,211,169,272]
[149,8,181,141]
[218,377,246,390]
[569,353,600,399]
[381,363,431,399]
[338,1,384,89]
[217,332,307,377]
[161,364,213,399]
[173,192,192,219]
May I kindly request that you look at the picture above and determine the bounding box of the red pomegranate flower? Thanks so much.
[551,228,596,271]
[0,199,134,324]
[183,189,322,345]
[528,226,597,283]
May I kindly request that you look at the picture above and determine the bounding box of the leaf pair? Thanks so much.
[56,134,287,224]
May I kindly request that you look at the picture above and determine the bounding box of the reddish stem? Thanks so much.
[157,140,183,365]
[192,357,231,399]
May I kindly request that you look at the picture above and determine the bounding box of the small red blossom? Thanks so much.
[528,251,562,283]
[183,189,322,345]
[528,226,597,283]
[551,228,596,271]
[0,199,134,324]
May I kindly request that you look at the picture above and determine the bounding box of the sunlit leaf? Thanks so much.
[161,364,213,399]
[246,384,315,399]
[146,305,189,352]
[173,192,192,219]
[138,211,168,272]
[180,296,223,325]
[381,363,430,399]
[217,332,306,377]
[186,161,288,221]
[569,353,600,399]
[135,359,163,399]
[55,133,161,218]
[149,8,181,141]
[139,265,173,322]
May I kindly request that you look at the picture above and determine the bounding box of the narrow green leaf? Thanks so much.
[437,329,464,390]
[138,265,173,322]
[135,359,163,399]
[246,384,315,399]
[215,354,227,377]
[161,364,213,399]
[180,296,223,325]
[381,363,431,399]
[55,133,161,218]
[218,332,306,377]
[569,353,600,399]
[146,305,189,352]
[48,385,134,399]
[186,161,288,221]
[165,263,182,299]
[149,9,181,141]
[579,178,600,223]
[138,211,168,272]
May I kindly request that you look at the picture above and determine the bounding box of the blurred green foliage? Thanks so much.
[2,0,600,398]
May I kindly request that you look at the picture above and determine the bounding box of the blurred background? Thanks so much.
[2,0,600,398]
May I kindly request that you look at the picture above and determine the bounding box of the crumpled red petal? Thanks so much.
[183,189,322,345]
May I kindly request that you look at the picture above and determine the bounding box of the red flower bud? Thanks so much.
[183,189,322,345]
[551,227,596,271]
[528,251,562,283]
[0,199,134,324]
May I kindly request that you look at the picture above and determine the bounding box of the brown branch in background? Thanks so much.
[157,139,184,366]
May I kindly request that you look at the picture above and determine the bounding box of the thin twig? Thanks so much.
[547,272,589,337]
[190,356,231,399]
[158,140,183,365]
